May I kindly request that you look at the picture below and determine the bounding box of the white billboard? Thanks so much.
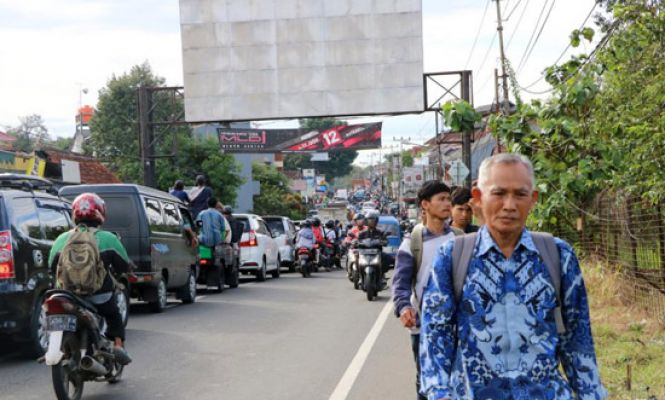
[179,0,424,122]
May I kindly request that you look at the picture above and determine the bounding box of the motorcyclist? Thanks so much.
[344,213,367,245]
[356,211,388,288]
[295,220,315,260]
[325,220,339,269]
[48,193,132,365]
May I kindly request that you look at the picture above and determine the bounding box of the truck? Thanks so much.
[317,204,348,224]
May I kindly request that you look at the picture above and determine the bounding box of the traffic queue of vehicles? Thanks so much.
[0,174,300,358]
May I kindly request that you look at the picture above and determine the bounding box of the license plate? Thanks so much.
[47,315,77,332]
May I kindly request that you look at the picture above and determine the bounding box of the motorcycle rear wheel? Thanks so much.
[52,334,84,400]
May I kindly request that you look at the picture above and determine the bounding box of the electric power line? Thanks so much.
[515,0,550,71]
[504,0,524,20]
[520,2,600,91]
[519,21,619,96]
[505,0,530,49]
[476,31,498,78]
[517,0,558,73]
[464,0,492,69]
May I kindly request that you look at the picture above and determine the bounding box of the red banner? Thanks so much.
[217,122,382,153]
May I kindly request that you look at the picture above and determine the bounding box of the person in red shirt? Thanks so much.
[344,214,367,279]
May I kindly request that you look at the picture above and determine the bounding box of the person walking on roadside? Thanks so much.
[190,175,213,219]
[391,180,460,400]
[420,154,607,399]
[170,179,190,204]
[450,186,480,233]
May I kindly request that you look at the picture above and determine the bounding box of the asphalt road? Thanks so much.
[0,269,417,400]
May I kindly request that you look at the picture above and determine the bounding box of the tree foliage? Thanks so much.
[252,162,305,220]
[88,62,242,204]
[283,118,359,181]
[8,114,50,152]
[401,150,414,167]
[490,0,664,233]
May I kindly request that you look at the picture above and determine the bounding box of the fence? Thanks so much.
[557,191,665,325]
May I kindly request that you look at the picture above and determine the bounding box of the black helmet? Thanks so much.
[354,213,365,221]
[222,206,233,215]
[303,220,312,228]
[312,217,321,227]
[325,220,335,229]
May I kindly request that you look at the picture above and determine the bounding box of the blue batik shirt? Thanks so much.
[420,226,607,400]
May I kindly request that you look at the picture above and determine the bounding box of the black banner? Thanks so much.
[217,122,382,153]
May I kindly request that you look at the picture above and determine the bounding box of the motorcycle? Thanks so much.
[41,289,126,400]
[354,238,386,301]
[296,247,313,277]
[318,242,334,272]
[197,245,224,293]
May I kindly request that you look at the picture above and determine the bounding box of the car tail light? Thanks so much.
[199,258,209,265]
[43,296,75,315]
[240,230,258,247]
[0,231,14,279]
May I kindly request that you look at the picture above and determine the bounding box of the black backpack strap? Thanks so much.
[452,233,477,303]
[531,232,565,334]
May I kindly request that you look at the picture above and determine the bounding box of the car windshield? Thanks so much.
[265,219,285,234]
[378,223,399,237]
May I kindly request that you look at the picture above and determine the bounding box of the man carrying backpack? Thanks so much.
[391,180,461,400]
[419,154,606,399]
[48,193,132,365]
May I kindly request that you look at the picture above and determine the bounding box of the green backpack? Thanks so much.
[56,225,107,296]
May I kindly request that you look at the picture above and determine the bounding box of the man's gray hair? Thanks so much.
[477,153,535,192]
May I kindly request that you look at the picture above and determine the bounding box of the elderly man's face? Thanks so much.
[473,162,537,236]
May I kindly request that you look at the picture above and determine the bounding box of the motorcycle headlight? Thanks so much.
[358,254,369,264]
[370,255,381,265]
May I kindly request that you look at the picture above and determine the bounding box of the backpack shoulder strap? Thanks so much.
[530,231,565,334]
[452,233,477,303]
[450,226,465,236]
[409,224,424,277]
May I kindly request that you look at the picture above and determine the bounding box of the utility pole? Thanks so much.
[461,71,473,189]
[138,86,156,188]
[494,0,511,115]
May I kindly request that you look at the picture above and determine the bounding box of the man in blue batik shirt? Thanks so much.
[420,154,607,400]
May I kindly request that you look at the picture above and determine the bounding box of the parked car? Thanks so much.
[263,216,297,272]
[233,213,280,281]
[378,215,402,270]
[59,184,198,313]
[0,174,74,356]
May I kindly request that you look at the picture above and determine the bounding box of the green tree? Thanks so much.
[51,137,74,151]
[489,0,665,236]
[252,162,305,220]
[8,114,50,152]
[156,137,243,206]
[283,118,359,181]
[89,61,165,181]
[89,62,243,204]
[401,150,414,167]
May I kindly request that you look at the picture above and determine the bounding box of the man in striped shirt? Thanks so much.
[391,181,461,400]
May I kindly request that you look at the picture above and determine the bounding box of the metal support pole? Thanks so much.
[494,0,511,114]
[138,86,156,188]
[461,71,473,189]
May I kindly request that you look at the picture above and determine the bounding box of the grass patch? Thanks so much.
[584,261,665,399]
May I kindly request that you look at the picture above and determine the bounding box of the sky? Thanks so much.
[0,0,602,165]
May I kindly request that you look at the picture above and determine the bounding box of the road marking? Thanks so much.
[329,300,393,400]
